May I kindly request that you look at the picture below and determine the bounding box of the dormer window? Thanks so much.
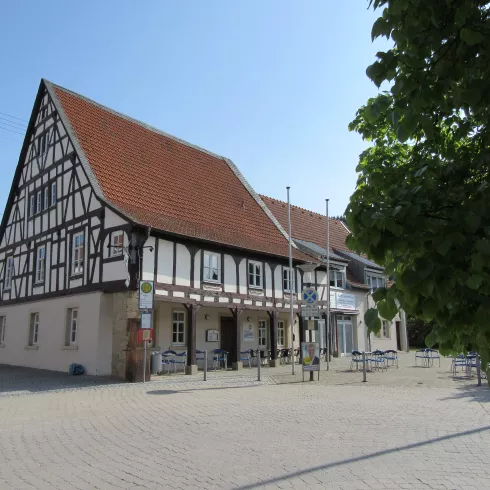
[366,274,385,291]
[330,269,345,289]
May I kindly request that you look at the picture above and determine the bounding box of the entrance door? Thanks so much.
[396,321,402,350]
[337,315,354,356]
[220,317,237,363]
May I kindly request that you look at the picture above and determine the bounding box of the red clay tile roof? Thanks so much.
[260,195,351,252]
[50,82,313,261]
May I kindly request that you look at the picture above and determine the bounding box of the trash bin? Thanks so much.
[151,351,162,374]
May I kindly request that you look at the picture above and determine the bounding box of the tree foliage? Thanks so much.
[346,0,490,362]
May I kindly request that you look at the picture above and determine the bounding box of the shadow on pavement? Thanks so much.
[146,384,264,395]
[438,384,490,404]
[0,364,121,395]
[234,425,490,490]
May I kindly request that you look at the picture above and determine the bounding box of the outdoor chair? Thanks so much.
[240,349,252,369]
[415,349,429,367]
[450,354,468,378]
[211,349,228,370]
[350,350,363,371]
[368,350,387,371]
[384,349,398,368]
[161,350,177,374]
[426,348,441,367]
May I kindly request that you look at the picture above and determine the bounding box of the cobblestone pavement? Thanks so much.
[1,355,490,489]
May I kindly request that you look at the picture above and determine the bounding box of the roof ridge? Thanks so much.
[43,78,229,163]
[260,194,339,222]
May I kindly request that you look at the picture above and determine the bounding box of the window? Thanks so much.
[4,257,14,290]
[72,232,84,276]
[283,267,293,292]
[0,316,5,345]
[258,320,267,347]
[65,308,78,346]
[248,261,263,289]
[37,132,48,156]
[330,270,345,288]
[110,231,124,257]
[382,320,390,339]
[35,246,46,283]
[28,313,39,346]
[30,194,35,216]
[172,311,185,345]
[51,182,57,206]
[277,320,285,346]
[43,187,49,210]
[366,275,385,291]
[36,190,42,214]
[203,252,220,283]
[40,106,48,121]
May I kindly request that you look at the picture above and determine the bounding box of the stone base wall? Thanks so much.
[111,291,140,379]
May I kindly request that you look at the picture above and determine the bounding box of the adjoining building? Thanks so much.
[261,196,409,355]
[0,80,320,378]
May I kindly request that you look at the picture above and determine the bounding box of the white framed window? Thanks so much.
[37,132,48,156]
[4,257,14,290]
[36,190,42,214]
[330,270,345,289]
[51,182,57,206]
[30,194,35,216]
[366,274,385,291]
[277,320,285,346]
[28,312,39,346]
[172,311,185,345]
[65,308,78,346]
[382,320,390,339]
[110,231,124,257]
[72,232,84,276]
[35,246,46,283]
[0,316,5,345]
[248,261,263,289]
[283,267,292,292]
[258,319,267,347]
[43,187,49,210]
[203,251,220,283]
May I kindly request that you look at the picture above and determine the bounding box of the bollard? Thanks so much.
[477,355,482,387]
[204,350,207,381]
[257,349,261,382]
[362,351,367,382]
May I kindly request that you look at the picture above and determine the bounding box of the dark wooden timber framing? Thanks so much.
[184,303,200,366]
[229,307,243,364]
[267,309,278,360]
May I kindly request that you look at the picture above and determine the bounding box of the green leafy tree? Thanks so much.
[346,0,490,361]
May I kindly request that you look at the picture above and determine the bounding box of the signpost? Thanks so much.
[139,280,155,383]
[302,288,318,306]
[301,342,320,381]
[301,306,320,318]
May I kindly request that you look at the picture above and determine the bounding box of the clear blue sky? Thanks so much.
[0,0,385,218]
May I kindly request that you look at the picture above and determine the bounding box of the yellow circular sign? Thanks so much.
[141,282,152,294]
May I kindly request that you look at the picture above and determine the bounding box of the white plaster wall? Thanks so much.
[0,292,105,375]
[194,252,201,289]
[97,293,114,376]
[141,237,156,281]
[223,254,236,293]
[156,239,173,284]
[265,264,272,297]
[274,267,283,299]
[105,208,128,228]
[238,259,247,294]
[175,245,190,286]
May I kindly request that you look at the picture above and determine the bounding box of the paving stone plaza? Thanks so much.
[1,354,489,489]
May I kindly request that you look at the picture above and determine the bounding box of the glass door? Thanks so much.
[337,315,353,356]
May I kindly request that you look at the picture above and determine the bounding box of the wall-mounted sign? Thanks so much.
[330,291,356,311]
[139,280,154,310]
[243,323,255,341]
[249,289,264,297]
[203,284,222,292]
[206,329,220,342]
[141,312,152,329]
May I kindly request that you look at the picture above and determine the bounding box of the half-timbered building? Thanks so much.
[261,196,409,354]
[0,79,317,378]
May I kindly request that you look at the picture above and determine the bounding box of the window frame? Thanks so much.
[4,256,14,290]
[65,308,79,346]
[110,231,124,257]
[203,251,221,283]
[366,274,385,291]
[29,312,39,346]
[35,245,46,284]
[37,132,48,156]
[51,181,57,207]
[248,260,263,289]
[29,194,35,216]
[329,269,346,289]
[382,320,390,339]
[277,320,285,347]
[258,319,267,347]
[0,316,5,345]
[36,190,42,214]
[71,231,85,276]
[283,267,293,292]
[172,310,186,346]
[43,187,49,210]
